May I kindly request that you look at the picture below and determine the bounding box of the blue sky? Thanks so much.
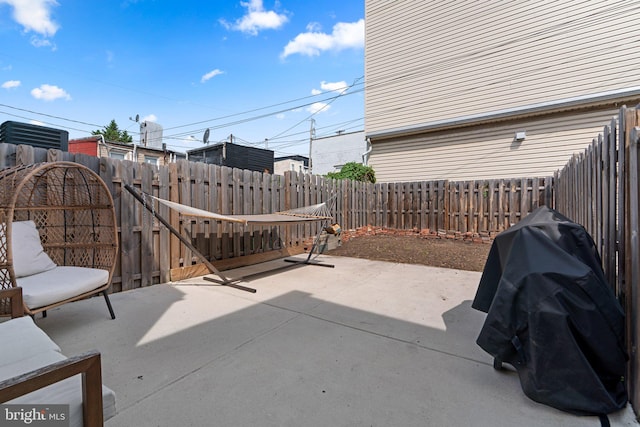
[0,0,364,156]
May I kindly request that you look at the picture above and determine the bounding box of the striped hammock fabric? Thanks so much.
[147,195,333,226]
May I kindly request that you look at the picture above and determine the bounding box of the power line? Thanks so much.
[0,103,103,128]
[3,1,630,153]
[163,84,364,140]
[161,80,364,133]
[266,77,364,141]
[0,109,92,134]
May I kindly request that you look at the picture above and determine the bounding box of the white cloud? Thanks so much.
[30,35,56,50]
[276,113,285,119]
[30,84,70,101]
[201,69,224,83]
[29,120,45,126]
[317,80,348,94]
[311,88,321,95]
[281,19,364,59]
[220,0,288,36]
[306,22,321,32]
[1,0,60,36]
[306,102,330,114]
[2,80,21,89]
[141,114,157,122]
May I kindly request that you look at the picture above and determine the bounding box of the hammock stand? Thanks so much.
[124,184,335,293]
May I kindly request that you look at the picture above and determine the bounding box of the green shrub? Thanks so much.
[326,162,376,183]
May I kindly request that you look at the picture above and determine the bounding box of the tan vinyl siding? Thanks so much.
[369,109,619,182]
[365,1,640,134]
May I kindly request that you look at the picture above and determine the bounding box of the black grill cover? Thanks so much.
[472,206,627,416]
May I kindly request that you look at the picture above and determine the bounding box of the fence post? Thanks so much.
[607,119,618,291]
[628,126,640,411]
[284,171,291,248]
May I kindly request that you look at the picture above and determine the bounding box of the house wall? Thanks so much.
[188,144,274,173]
[369,108,620,182]
[274,159,306,175]
[68,140,98,157]
[365,1,640,135]
[311,131,366,175]
[96,143,170,166]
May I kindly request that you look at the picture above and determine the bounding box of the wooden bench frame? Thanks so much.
[0,288,106,427]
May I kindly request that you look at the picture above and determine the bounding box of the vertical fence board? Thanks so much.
[192,162,207,258]
[487,180,496,232]
[625,110,640,411]
[117,161,135,291]
[232,168,242,257]
[595,136,603,256]
[466,181,474,233]
[140,164,154,287]
[608,119,618,291]
[629,126,640,412]
[208,165,221,260]
[220,166,231,259]
[158,165,170,283]
[178,160,193,266]
[242,169,252,255]
[439,180,447,232]
[168,163,180,270]
[520,178,529,224]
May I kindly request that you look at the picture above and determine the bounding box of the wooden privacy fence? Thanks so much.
[553,106,640,415]
[0,141,555,293]
[333,177,553,235]
[0,144,321,291]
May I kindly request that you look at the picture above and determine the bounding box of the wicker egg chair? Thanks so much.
[0,161,118,319]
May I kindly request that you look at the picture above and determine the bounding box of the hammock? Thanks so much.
[146,195,333,226]
[124,184,335,294]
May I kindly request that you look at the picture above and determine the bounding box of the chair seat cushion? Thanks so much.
[0,350,117,427]
[0,316,61,365]
[16,266,109,310]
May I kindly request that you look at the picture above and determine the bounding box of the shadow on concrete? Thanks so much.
[34,258,632,427]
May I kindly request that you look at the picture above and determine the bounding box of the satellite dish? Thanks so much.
[203,128,210,144]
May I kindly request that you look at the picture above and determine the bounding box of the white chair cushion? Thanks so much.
[0,349,67,382]
[16,266,109,309]
[0,351,117,427]
[11,220,57,278]
[0,316,61,364]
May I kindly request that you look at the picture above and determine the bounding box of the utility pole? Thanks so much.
[309,119,315,174]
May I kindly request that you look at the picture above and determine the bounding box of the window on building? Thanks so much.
[144,155,159,165]
[109,151,126,160]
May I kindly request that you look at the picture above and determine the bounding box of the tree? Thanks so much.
[326,162,376,183]
[92,119,133,143]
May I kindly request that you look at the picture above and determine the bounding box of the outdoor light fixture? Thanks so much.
[514,131,526,141]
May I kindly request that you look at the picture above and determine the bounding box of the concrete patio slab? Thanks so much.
[34,255,638,426]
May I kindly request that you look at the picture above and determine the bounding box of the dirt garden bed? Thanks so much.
[325,226,493,272]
